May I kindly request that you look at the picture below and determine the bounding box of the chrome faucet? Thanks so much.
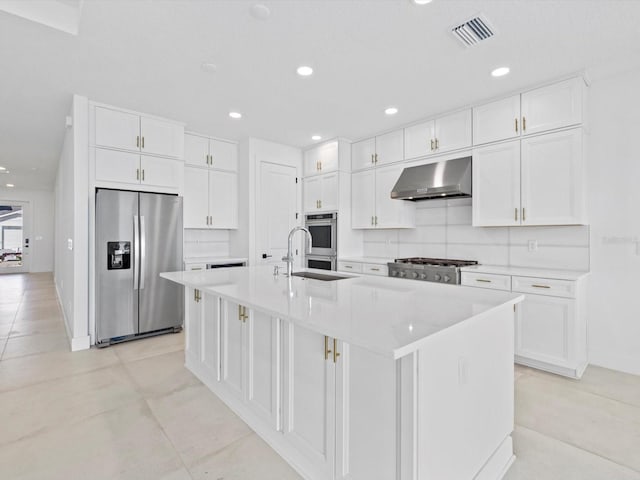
[282,226,312,277]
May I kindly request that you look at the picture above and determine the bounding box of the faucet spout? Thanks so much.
[282,226,312,277]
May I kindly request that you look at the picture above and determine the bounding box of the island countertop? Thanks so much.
[161,266,524,359]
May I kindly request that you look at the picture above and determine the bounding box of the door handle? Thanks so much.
[262,253,272,259]
[139,215,146,290]
[133,215,139,290]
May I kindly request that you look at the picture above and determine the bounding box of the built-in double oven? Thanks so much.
[304,212,337,271]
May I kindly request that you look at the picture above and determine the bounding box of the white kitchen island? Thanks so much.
[161,266,524,480]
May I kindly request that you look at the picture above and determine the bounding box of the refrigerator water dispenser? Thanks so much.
[107,241,131,270]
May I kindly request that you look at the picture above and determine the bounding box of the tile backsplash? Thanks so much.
[183,229,230,258]
[363,198,590,271]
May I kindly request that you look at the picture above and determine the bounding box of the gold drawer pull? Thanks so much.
[532,284,551,289]
[324,336,332,360]
[476,279,492,283]
[333,338,340,363]
[344,265,353,269]
[370,268,380,272]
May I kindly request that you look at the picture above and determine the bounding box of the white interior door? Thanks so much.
[257,162,298,266]
[0,200,29,274]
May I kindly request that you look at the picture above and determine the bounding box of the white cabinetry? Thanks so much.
[304,140,342,176]
[95,106,183,159]
[473,77,584,145]
[404,109,472,160]
[473,129,585,227]
[352,164,414,229]
[185,133,238,171]
[461,269,588,378]
[351,130,403,171]
[183,133,239,229]
[95,149,181,190]
[304,172,338,213]
[473,95,521,145]
[185,288,220,381]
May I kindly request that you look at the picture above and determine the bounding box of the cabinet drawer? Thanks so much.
[338,261,363,273]
[461,272,511,291]
[512,276,575,299]
[363,263,388,276]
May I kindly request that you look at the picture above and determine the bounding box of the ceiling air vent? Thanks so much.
[451,15,496,47]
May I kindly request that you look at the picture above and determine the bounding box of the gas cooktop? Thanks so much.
[388,257,478,284]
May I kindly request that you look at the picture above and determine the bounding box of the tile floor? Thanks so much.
[1,272,639,480]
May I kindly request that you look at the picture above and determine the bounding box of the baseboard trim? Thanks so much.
[55,281,90,352]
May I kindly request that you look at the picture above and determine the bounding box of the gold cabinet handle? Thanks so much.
[141,169,145,181]
[136,136,140,148]
[324,336,332,360]
[238,305,243,321]
[333,338,340,363]
[476,279,492,283]
[344,265,353,269]
[532,284,551,289]
[515,207,518,222]
[319,199,322,209]
[375,216,378,226]
[522,207,526,222]
[242,306,248,322]
[370,267,380,272]
[435,138,439,150]
[136,169,140,181]
[430,139,434,151]
[319,161,322,170]
[522,117,526,132]
[194,289,198,302]
[515,118,518,133]
[371,216,374,226]
[374,153,378,164]
[141,136,145,149]
[371,154,374,164]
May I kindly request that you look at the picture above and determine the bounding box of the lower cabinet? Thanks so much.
[461,271,588,378]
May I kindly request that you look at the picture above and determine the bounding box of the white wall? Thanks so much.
[54,94,90,351]
[0,187,54,272]
[586,66,640,375]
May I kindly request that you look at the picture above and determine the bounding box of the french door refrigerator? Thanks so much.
[96,188,183,346]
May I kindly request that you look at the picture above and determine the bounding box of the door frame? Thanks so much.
[0,199,30,274]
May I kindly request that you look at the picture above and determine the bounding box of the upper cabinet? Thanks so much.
[520,77,584,136]
[473,77,584,145]
[472,128,585,227]
[351,130,403,171]
[304,140,339,176]
[304,173,339,213]
[185,133,238,171]
[404,109,472,160]
[94,106,184,159]
[473,95,521,145]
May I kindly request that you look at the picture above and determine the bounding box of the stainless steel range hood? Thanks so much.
[391,156,472,201]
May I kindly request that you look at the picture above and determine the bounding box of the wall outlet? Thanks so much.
[528,240,538,252]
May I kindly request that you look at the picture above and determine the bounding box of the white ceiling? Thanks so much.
[2,0,640,190]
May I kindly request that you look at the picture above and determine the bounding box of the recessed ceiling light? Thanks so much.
[491,66,510,77]
[250,4,271,20]
[385,107,399,115]
[0,166,6,171]
[412,0,433,4]
[296,66,313,77]
[311,135,322,141]
[201,62,217,73]
[229,112,242,119]
[6,183,14,188]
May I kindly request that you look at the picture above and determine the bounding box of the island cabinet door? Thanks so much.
[185,288,202,368]
[282,322,336,479]
[220,300,246,401]
[335,342,398,480]
[201,293,221,383]
[245,310,280,429]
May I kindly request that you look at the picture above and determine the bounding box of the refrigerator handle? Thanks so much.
[133,215,139,290]
[140,215,146,290]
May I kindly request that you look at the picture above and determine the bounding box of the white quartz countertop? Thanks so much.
[338,256,395,265]
[460,265,590,281]
[183,257,248,265]
[162,266,523,359]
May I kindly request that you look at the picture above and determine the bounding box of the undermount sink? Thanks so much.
[291,272,350,281]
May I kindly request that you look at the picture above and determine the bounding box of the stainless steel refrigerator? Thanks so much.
[96,189,183,346]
